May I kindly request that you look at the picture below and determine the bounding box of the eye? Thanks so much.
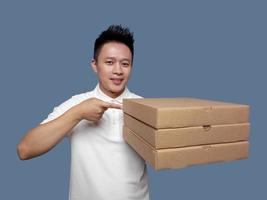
[121,62,130,67]
[105,60,114,65]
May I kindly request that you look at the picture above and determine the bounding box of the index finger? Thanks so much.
[100,100,123,110]
[107,102,122,110]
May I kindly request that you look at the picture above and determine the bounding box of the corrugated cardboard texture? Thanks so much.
[123,98,250,129]
[123,126,249,170]
[124,113,250,149]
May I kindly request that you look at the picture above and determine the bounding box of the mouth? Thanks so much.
[110,78,124,85]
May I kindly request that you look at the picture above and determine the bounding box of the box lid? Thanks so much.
[123,98,249,129]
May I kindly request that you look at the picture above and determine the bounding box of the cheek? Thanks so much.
[124,68,132,79]
[98,67,111,78]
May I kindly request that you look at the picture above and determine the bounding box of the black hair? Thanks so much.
[93,25,134,60]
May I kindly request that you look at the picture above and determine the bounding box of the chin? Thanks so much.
[111,87,124,94]
[110,85,125,94]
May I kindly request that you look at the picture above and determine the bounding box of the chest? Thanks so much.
[71,109,124,142]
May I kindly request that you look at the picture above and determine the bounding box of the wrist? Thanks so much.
[69,105,83,123]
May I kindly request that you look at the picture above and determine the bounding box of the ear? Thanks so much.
[91,59,98,73]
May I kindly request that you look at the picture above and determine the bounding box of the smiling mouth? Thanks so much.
[110,78,124,85]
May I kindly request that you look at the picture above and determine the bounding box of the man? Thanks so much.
[17,25,150,200]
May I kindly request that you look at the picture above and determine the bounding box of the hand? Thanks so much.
[75,98,122,122]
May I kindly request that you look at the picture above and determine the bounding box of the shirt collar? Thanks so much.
[94,84,130,104]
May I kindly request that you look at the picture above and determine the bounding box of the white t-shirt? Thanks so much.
[41,84,150,200]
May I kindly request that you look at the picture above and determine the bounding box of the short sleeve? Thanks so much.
[40,98,76,125]
[40,92,92,125]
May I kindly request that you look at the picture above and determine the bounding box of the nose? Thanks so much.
[112,62,123,75]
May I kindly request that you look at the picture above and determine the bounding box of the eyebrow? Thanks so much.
[105,57,131,62]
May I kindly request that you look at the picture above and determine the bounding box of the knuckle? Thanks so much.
[96,108,103,114]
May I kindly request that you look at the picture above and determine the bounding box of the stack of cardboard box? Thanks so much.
[123,98,250,170]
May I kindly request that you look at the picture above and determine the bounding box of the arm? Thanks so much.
[17,98,122,160]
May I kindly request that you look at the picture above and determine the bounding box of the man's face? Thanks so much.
[91,41,133,98]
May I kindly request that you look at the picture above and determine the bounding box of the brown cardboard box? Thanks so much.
[123,126,249,170]
[123,98,249,129]
[124,113,250,149]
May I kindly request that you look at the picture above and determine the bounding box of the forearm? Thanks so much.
[17,106,81,160]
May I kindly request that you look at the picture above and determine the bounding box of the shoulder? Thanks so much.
[40,90,94,124]
[70,91,95,104]
[58,90,94,109]
[127,89,143,99]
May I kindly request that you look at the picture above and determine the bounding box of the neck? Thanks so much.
[99,84,125,99]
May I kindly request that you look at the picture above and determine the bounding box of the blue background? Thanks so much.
[1,0,266,199]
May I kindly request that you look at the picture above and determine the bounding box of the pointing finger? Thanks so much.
[108,103,122,109]
[102,101,122,110]
[101,101,122,110]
